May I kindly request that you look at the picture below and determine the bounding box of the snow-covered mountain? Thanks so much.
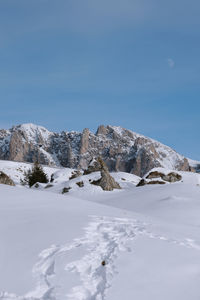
[0,123,194,177]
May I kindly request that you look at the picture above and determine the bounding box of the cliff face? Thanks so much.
[0,123,190,177]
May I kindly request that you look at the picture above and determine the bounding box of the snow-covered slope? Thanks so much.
[0,157,139,202]
[188,158,200,173]
[0,160,61,185]
[17,123,53,144]
[0,160,140,193]
[1,159,200,299]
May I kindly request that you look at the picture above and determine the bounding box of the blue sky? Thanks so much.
[0,0,200,160]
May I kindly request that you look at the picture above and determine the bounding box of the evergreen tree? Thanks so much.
[21,161,48,187]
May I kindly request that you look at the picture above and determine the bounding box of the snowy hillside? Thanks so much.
[0,160,200,299]
[0,160,61,185]
[0,160,140,193]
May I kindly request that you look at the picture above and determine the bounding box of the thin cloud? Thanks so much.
[167,58,175,69]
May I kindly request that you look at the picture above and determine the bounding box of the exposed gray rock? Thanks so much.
[0,123,191,177]
[80,128,90,155]
[146,170,182,182]
[96,125,109,136]
[62,187,71,194]
[137,179,166,186]
[137,170,182,186]
[147,180,166,185]
[91,157,121,191]
[83,158,102,175]
[69,170,82,180]
[76,181,84,187]
[0,171,15,186]
[162,172,182,183]
[146,171,165,179]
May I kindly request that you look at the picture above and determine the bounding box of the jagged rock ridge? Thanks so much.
[0,123,191,177]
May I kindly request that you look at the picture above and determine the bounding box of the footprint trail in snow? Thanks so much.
[64,216,145,300]
[1,215,200,300]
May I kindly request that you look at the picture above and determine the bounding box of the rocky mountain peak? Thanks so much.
[11,123,53,143]
[96,125,109,136]
[0,123,194,177]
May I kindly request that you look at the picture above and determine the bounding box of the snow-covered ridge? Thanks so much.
[0,123,195,176]
[12,123,53,144]
[114,126,187,169]
[0,160,199,201]
[0,160,141,198]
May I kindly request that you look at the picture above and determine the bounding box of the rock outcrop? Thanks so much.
[83,158,102,175]
[0,123,191,177]
[91,157,121,191]
[69,170,82,180]
[146,171,182,182]
[137,169,182,187]
[0,171,15,186]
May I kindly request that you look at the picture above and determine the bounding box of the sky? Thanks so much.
[0,0,199,160]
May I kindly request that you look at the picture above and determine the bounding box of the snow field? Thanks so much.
[0,161,200,299]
